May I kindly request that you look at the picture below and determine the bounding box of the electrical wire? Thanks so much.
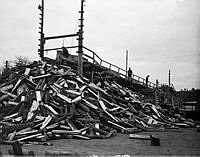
[87,7,131,48]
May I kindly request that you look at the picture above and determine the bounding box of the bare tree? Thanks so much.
[14,56,31,67]
[0,56,32,75]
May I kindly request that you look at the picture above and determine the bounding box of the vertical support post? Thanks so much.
[5,60,9,69]
[91,52,94,83]
[77,0,85,76]
[126,50,128,77]
[38,0,45,61]
[168,69,171,86]
[92,52,95,64]
[155,79,159,106]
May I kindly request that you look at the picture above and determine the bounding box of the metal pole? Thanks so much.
[126,50,128,77]
[77,0,85,76]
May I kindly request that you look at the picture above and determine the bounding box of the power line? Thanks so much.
[134,52,200,60]
[87,7,131,47]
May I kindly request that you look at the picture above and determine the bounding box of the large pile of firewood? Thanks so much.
[0,61,197,143]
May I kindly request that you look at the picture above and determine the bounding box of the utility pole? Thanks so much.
[38,0,45,61]
[125,50,128,77]
[168,69,171,86]
[77,0,85,76]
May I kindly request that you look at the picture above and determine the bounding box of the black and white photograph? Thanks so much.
[0,0,200,156]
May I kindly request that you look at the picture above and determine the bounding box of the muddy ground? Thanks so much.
[1,128,200,156]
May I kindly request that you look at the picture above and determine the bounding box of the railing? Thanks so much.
[83,46,156,89]
[44,46,156,89]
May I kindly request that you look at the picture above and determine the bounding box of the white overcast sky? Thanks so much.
[0,0,199,90]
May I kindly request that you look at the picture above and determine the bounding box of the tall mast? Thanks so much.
[38,0,45,61]
[77,0,85,76]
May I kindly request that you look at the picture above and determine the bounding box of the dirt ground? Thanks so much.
[1,128,200,156]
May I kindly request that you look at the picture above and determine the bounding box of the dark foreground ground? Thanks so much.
[1,128,200,156]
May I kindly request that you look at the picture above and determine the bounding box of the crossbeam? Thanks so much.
[44,33,79,40]
[44,46,78,52]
